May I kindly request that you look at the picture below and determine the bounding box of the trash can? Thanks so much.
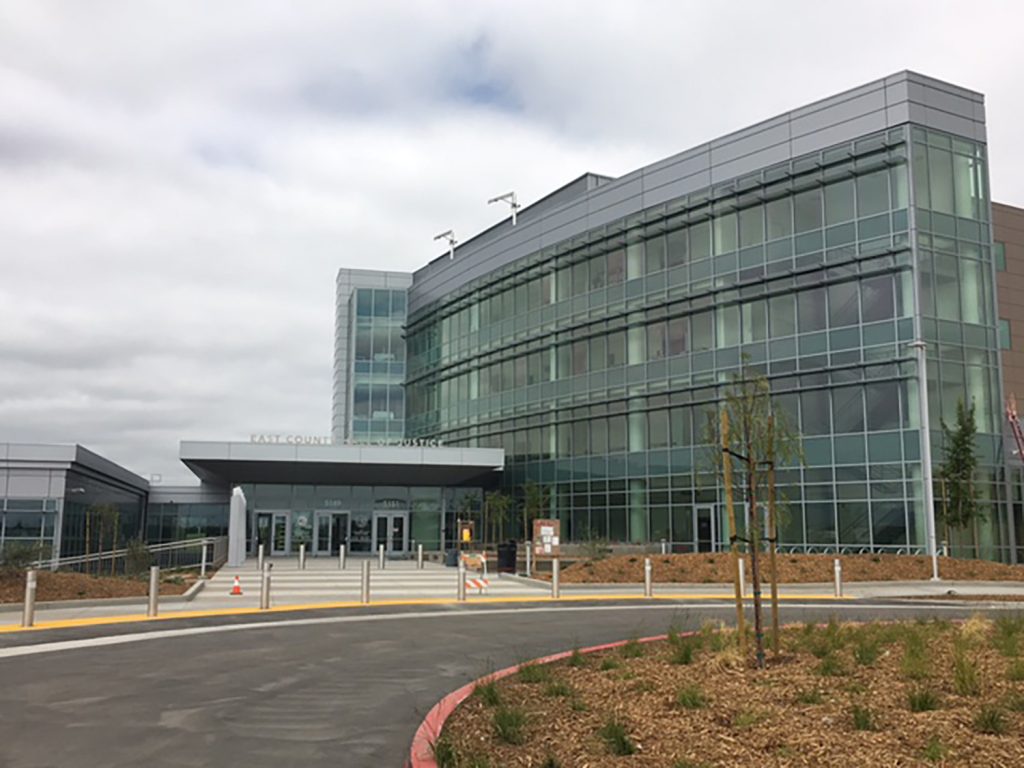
[496,541,517,574]
[444,548,459,567]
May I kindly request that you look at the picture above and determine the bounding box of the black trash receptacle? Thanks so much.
[444,548,459,567]
[496,541,517,573]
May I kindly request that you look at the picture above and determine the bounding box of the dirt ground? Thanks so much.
[550,553,1024,584]
[441,619,1024,766]
[0,569,196,603]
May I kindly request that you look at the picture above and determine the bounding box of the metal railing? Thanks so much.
[33,536,228,576]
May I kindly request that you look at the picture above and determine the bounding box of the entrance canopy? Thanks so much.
[179,441,504,487]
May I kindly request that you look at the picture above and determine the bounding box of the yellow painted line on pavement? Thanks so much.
[0,592,851,634]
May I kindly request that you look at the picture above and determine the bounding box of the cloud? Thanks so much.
[0,1,1022,483]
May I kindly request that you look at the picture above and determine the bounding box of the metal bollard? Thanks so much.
[147,565,160,617]
[259,563,272,610]
[257,543,265,572]
[525,540,532,577]
[298,543,306,570]
[417,543,424,569]
[378,544,386,570]
[21,569,37,628]
[551,558,560,599]
[660,538,668,555]
[738,557,746,597]
[457,562,467,601]
[200,543,208,578]
[360,560,371,604]
[834,558,843,598]
[644,557,653,598]
[339,544,346,570]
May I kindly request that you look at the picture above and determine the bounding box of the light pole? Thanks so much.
[909,339,940,581]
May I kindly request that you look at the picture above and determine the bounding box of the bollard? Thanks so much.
[457,561,467,601]
[338,544,346,570]
[361,559,371,604]
[738,556,746,597]
[660,538,668,556]
[147,565,160,617]
[257,543,265,572]
[200,543,208,578]
[834,558,843,598]
[417,543,424,570]
[259,563,272,610]
[551,558,560,599]
[525,540,532,577]
[21,569,37,628]
[644,557,653,598]
[299,543,306,570]
[378,544,386,570]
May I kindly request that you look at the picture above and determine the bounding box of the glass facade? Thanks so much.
[0,497,59,559]
[351,287,407,442]
[404,124,1010,558]
[146,502,229,543]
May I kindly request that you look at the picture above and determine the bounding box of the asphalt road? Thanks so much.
[0,600,1015,768]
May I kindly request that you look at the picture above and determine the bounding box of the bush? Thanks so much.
[671,638,698,665]
[973,706,1007,735]
[992,615,1024,657]
[853,637,881,666]
[567,648,586,668]
[518,663,550,684]
[676,684,708,709]
[0,540,48,572]
[952,636,981,696]
[599,719,635,756]
[599,658,620,671]
[431,735,457,768]
[493,706,526,744]
[474,679,501,707]
[816,654,846,677]
[851,704,876,731]
[620,638,644,658]
[921,735,947,763]
[123,538,152,577]
[900,630,930,680]
[544,681,572,698]
[908,688,941,712]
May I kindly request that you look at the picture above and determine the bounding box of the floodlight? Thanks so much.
[487,191,521,226]
[434,229,457,259]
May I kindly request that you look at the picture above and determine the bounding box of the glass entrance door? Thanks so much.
[315,511,349,556]
[271,512,290,555]
[372,512,408,554]
[694,505,717,552]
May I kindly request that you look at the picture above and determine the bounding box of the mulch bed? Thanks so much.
[440,619,1024,766]
[550,553,1024,584]
[0,569,196,603]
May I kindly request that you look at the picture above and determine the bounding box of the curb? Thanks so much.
[406,631,681,768]
[0,578,207,614]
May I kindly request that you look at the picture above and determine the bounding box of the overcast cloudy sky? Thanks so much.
[2,1,1023,483]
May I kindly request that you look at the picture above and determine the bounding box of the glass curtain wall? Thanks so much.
[405,125,1009,559]
[351,288,407,443]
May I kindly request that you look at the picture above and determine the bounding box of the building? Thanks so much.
[4,71,1022,563]
[397,70,1018,562]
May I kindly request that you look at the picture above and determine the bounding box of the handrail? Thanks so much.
[33,536,228,572]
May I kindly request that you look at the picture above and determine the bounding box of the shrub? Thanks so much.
[1004,691,1024,712]
[123,538,152,577]
[431,735,457,768]
[620,638,644,658]
[851,704,876,731]
[671,639,698,665]
[475,679,501,707]
[493,706,527,744]
[544,681,572,698]
[853,637,881,666]
[518,663,550,684]
[599,658,620,671]
[908,688,941,712]
[676,684,708,709]
[992,615,1024,657]
[952,636,981,696]
[0,540,48,572]
[795,689,823,705]
[973,706,1007,735]
[921,735,947,763]
[900,630,930,680]
[599,719,636,756]
[816,654,846,677]
[567,648,586,668]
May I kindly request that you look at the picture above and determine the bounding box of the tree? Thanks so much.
[705,367,800,668]
[939,398,982,551]
[484,491,513,544]
[521,481,551,543]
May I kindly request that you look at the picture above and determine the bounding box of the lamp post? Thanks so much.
[909,339,940,581]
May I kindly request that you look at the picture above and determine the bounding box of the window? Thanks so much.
[824,179,855,225]
[865,382,900,431]
[801,390,831,435]
[667,317,687,356]
[766,197,792,239]
[999,318,1012,350]
[856,170,889,217]
[589,254,606,290]
[794,189,822,233]
[797,287,827,333]
[832,386,864,433]
[647,322,667,359]
[691,310,713,351]
[607,250,626,284]
[646,235,666,273]
[995,242,1006,272]
[861,275,895,323]
[713,213,737,255]
[589,335,607,371]
[739,206,764,247]
[827,281,859,328]
[607,331,626,367]
[666,229,688,267]
[690,221,711,260]
[769,294,796,336]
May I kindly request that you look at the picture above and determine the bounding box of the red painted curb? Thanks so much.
[407,632,690,767]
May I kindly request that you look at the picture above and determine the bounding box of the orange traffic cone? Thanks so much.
[230,576,243,596]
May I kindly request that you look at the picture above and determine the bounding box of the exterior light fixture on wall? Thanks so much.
[487,191,521,226]
[434,229,457,259]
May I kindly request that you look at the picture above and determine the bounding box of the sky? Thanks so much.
[2,1,1023,484]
